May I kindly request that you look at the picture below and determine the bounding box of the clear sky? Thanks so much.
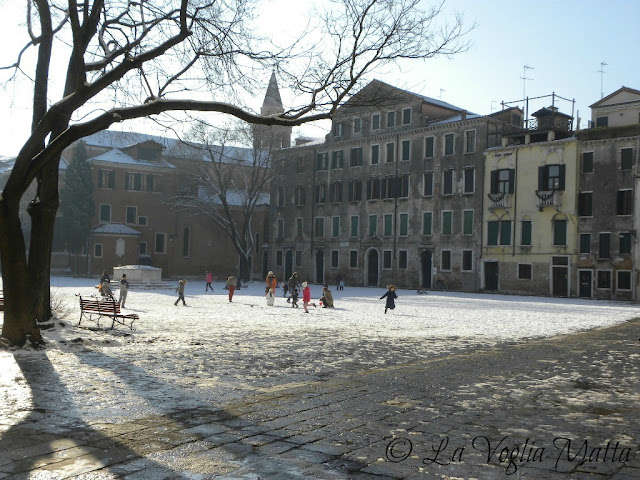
[0,0,639,156]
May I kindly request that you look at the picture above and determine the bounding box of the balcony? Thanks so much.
[536,190,562,210]
[488,192,511,210]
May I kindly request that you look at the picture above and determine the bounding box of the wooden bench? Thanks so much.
[0,291,3,311]
[77,294,138,330]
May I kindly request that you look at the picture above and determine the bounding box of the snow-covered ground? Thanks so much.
[1,276,639,427]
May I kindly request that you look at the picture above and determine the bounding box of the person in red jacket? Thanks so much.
[301,281,317,313]
[265,271,277,306]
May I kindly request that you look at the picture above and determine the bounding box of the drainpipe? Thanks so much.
[393,133,400,285]
[310,147,317,280]
[512,147,518,257]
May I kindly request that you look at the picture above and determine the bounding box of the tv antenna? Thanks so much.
[521,65,534,107]
[597,61,607,98]
[439,88,446,99]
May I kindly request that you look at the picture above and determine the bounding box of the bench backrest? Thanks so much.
[79,296,121,315]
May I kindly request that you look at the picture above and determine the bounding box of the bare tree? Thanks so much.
[0,0,470,346]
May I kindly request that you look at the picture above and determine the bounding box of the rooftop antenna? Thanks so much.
[491,100,499,113]
[521,65,534,108]
[439,89,446,99]
[597,61,607,98]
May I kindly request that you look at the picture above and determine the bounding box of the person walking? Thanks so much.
[225,274,238,302]
[265,271,277,306]
[321,284,334,308]
[301,281,317,313]
[290,287,299,308]
[174,279,187,306]
[380,285,398,314]
[118,274,129,308]
[205,271,213,292]
[287,272,300,303]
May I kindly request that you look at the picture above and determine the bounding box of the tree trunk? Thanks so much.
[239,254,251,282]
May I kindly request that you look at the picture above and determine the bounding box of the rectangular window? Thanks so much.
[296,156,304,173]
[582,152,593,173]
[399,213,409,236]
[99,204,111,223]
[423,212,433,236]
[277,186,285,207]
[315,217,325,238]
[371,144,380,165]
[621,148,633,170]
[442,211,453,235]
[314,183,327,204]
[386,142,395,163]
[330,181,343,203]
[348,180,362,201]
[424,136,435,158]
[620,232,632,254]
[538,164,565,191]
[518,264,532,280]
[491,169,515,194]
[387,111,396,128]
[372,113,380,131]
[295,250,303,267]
[138,216,147,226]
[579,233,591,254]
[464,130,476,153]
[444,133,454,155]
[155,233,166,254]
[597,270,612,289]
[350,215,359,237]
[331,250,339,269]
[332,216,340,238]
[331,150,344,169]
[277,219,284,239]
[139,242,147,255]
[500,222,511,245]
[401,140,411,161]
[296,218,303,238]
[350,147,363,167]
[596,116,608,127]
[276,250,283,267]
[488,220,512,246]
[294,186,306,206]
[462,250,473,272]
[617,190,632,215]
[402,108,411,125]
[463,167,475,194]
[398,250,408,269]
[145,175,155,192]
[441,250,451,271]
[316,152,328,171]
[369,215,378,236]
[97,169,115,189]
[126,172,145,191]
[578,192,593,216]
[521,220,532,246]
[333,121,343,137]
[353,118,362,134]
[443,170,454,195]
[94,243,103,258]
[383,250,392,269]
[463,210,474,235]
[599,233,611,258]
[349,250,358,268]
[618,271,632,290]
[384,213,393,236]
[367,178,381,200]
[553,220,567,246]
[423,172,434,196]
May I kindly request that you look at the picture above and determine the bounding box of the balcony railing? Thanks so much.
[535,190,561,209]
[488,192,510,210]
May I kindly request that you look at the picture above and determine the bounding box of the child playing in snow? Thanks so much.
[301,281,317,313]
[380,285,398,314]
[290,287,299,308]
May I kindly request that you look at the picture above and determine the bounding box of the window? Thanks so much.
[553,219,567,246]
[94,243,103,258]
[463,210,474,235]
[276,250,283,267]
[350,147,363,167]
[578,192,593,216]
[579,233,591,254]
[384,214,393,236]
[369,215,378,236]
[399,213,408,236]
[462,250,473,272]
[155,233,166,254]
[402,108,411,125]
[423,172,434,196]
[353,118,362,134]
[294,186,306,206]
[424,136,435,158]
[314,183,327,204]
[333,121,343,137]
[518,264,532,280]
[444,133,454,155]
[138,216,147,226]
[296,156,304,173]
[597,270,611,289]
[441,250,451,271]
[126,206,137,224]
[296,218,303,238]
[491,169,515,194]
[401,140,411,161]
[617,190,632,215]
[463,167,475,194]
[488,220,511,246]
[331,250,339,269]
[99,204,111,223]
[348,180,362,201]
[332,216,340,238]
[331,150,344,169]
[330,181,343,203]
[538,164,565,191]
[618,271,632,290]
[621,148,633,170]
[349,250,358,268]
[599,233,610,258]
[398,250,408,269]
[316,152,328,171]
[315,217,325,238]
[582,152,593,173]
[521,220,532,246]
[295,250,303,267]
[596,116,608,127]
[372,113,380,131]
[139,242,147,255]
[442,211,453,235]
[443,170,454,195]
[367,177,381,200]
[383,250,392,269]
[277,219,284,239]
[97,169,115,189]
[386,142,395,163]
[371,144,380,165]
[422,212,433,236]
[620,232,632,254]
[277,186,285,207]
[126,173,148,191]
[183,227,190,257]
[387,111,396,128]
[464,130,476,153]
[350,215,359,237]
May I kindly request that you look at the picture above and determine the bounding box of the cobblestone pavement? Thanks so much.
[1,319,640,479]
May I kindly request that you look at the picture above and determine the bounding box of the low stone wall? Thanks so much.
[113,265,162,283]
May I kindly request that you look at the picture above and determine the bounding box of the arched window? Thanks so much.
[183,227,190,257]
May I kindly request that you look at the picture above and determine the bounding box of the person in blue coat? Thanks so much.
[380,285,398,314]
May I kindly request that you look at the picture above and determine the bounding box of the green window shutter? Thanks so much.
[490,170,498,194]
[369,215,377,236]
[351,216,359,237]
[463,211,473,235]
[500,220,511,245]
[620,232,632,254]
[332,217,340,237]
[508,169,515,193]
[488,221,499,245]
[553,220,567,246]
[442,211,452,235]
[582,152,593,173]
[580,233,590,254]
[538,166,545,190]
[557,164,566,190]
[384,214,393,236]
[399,213,408,235]
[425,137,434,157]
[521,221,532,246]
[621,148,633,170]
[423,212,432,235]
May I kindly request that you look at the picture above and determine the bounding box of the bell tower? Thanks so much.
[253,72,292,151]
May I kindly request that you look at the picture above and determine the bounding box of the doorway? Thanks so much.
[367,249,379,286]
[285,250,293,280]
[484,261,499,291]
[315,250,324,284]
[420,250,432,289]
[552,256,569,297]
[579,270,592,298]
[262,251,269,278]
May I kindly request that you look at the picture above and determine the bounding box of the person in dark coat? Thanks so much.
[287,272,300,302]
[290,287,299,308]
[380,285,398,314]
[321,284,334,308]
